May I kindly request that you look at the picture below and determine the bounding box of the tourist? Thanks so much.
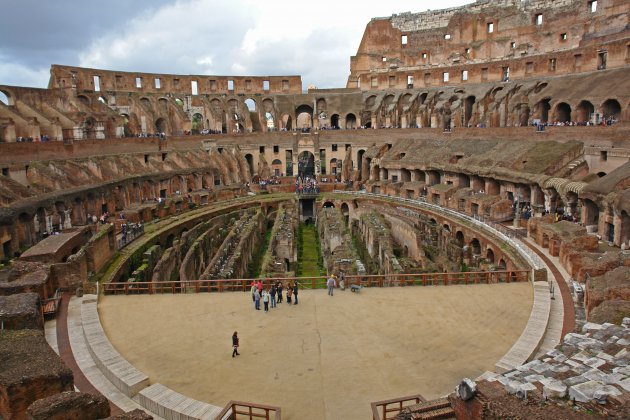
[232,331,240,357]
[339,271,346,291]
[327,274,336,296]
[270,284,277,308]
[293,282,299,305]
[257,279,263,296]
[277,281,283,303]
[254,289,261,310]
[263,289,270,312]
[286,283,292,304]
[251,282,257,306]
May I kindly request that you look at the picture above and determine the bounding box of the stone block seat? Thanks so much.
[136,383,222,420]
[80,295,150,397]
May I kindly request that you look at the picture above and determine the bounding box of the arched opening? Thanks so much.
[165,234,175,249]
[192,113,203,133]
[553,102,571,123]
[601,99,621,120]
[120,113,132,137]
[576,100,594,123]
[98,96,107,104]
[357,150,366,180]
[298,151,315,178]
[455,231,465,247]
[345,113,357,129]
[140,97,151,108]
[486,248,495,264]
[330,114,340,129]
[265,112,275,130]
[536,98,551,123]
[281,114,292,131]
[330,158,338,175]
[400,168,411,182]
[582,198,599,226]
[470,238,481,256]
[341,203,350,227]
[155,118,167,134]
[245,154,254,178]
[322,201,335,208]
[464,96,475,126]
[497,259,506,270]
[365,95,377,108]
[271,159,282,177]
[597,172,606,178]
[174,98,184,107]
[77,95,90,106]
[295,104,313,129]
[0,90,11,106]
[245,98,256,112]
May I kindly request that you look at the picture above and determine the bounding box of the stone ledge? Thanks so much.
[135,383,222,420]
[495,281,551,372]
[80,295,149,397]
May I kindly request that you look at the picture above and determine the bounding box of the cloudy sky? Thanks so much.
[1,0,470,89]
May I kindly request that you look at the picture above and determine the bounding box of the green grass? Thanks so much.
[248,229,273,278]
[297,223,325,279]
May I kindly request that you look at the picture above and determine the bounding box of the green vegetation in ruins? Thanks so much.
[297,223,324,278]
[351,227,378,274]
[248,228,273,278]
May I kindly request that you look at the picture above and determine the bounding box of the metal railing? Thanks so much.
[216,400,281,420]
[333,191,544,270]
[116,223,145,250]
[101,271,529,295]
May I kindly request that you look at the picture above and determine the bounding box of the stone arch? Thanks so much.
[400,168,411,182]
[281,114,292,130]
[155,118,167,134]
[413,170,426,183]
[553,102,571,123]
[77,95,90,106]
[330,114,340,129]
[383,94,395,106]
[576,100,594,123]
[470,238,481,256]
[357,149,366,180]
[442,223,451,233]
[244,154,254,177]
[535,98,551,123]
[497,258,507,270]
[341,202,350,227]
[192,113,204,133]
[244,98,256,111]
[345,113,357,129]
[365,95,377,108]
[601,99,621,120]
[296,104,313,129]
[455,231,465,247]
[418,93,428,105]
[464,96,475,126]
[0,89,13,106]
[486,248,495,264]
[316,98,326,112]
[322,201,335,208]
[582,198,599,226]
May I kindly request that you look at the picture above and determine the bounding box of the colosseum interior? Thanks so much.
[1,0,629,419]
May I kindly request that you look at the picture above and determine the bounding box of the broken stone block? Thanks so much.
[524,374,545,383]
[541,378,567,399]
[564,375,589,387]
[569,380,604,403]
[27,391,110,420]
[505,380,524,394]
[0,293,43,330]
[104,408,154,419]
[619,377,630,392]
[582,322,604,333]
[583,368,607,382]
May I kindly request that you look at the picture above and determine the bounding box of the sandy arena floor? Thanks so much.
[99,283,533,420]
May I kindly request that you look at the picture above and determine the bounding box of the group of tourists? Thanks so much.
[295,176,319,194]
[250,280,299,312]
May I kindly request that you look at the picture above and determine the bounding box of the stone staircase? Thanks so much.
[396,398,455,420]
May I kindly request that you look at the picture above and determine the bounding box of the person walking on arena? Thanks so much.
[293,282,299,305]
[286,283,293,304]
[270,284,277,308]
[277,282,284,303]
[232,331,240,357]
[263,289,270,312]
[327,274,336,296]
[254,289,261,310]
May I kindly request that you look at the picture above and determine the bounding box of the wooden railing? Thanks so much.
[371,394,426,420]
[101,270,530,295]
[216,400,281,420]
